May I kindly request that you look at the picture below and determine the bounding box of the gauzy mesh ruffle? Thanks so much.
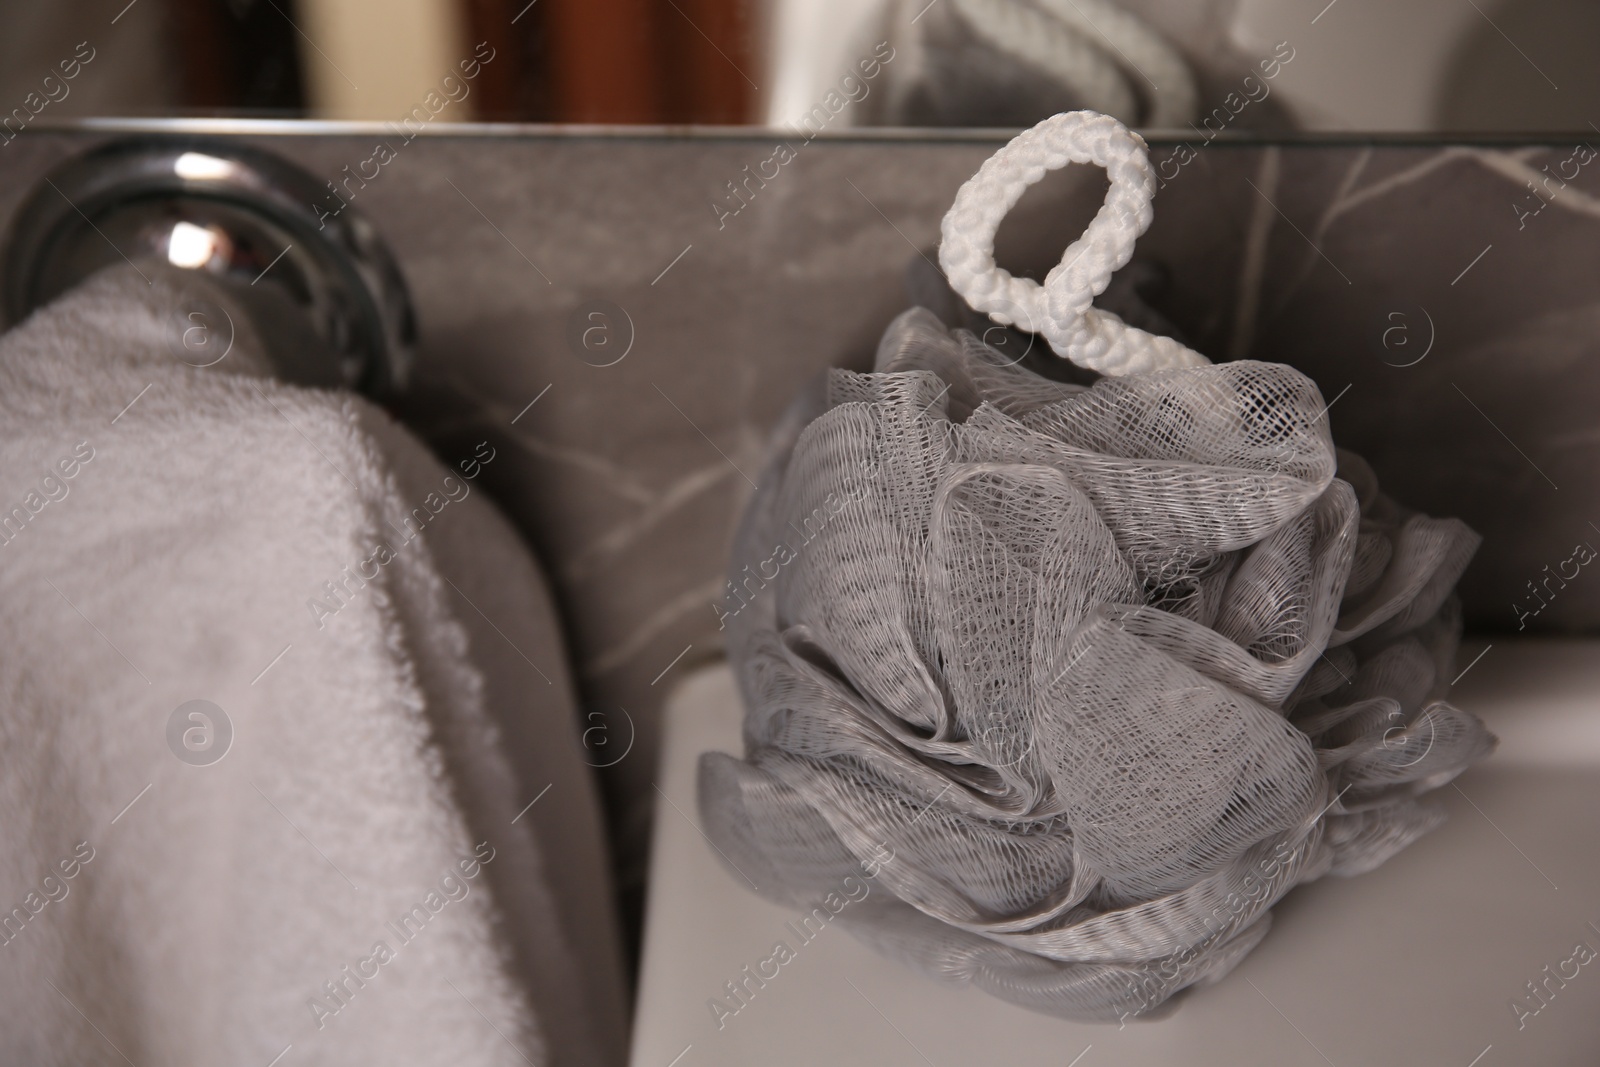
[698,307,1494,1022]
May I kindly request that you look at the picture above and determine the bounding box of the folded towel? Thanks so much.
[0,264,627,1066]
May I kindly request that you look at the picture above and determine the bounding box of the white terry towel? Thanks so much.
[0,264,628,1066]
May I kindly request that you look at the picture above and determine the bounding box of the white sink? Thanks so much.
[631,639,1600,1067]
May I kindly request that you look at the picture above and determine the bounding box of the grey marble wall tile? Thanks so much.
[4,128,1595,895]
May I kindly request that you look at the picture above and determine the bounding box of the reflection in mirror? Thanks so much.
[762,0,1600,132]
[0,0,1595,131]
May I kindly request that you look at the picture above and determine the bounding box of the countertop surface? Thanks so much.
[633,638,1600,1067]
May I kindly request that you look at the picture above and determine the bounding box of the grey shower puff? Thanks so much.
[699,307,1493,1022]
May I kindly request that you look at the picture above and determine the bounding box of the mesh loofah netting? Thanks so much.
[697,112,1494,1022]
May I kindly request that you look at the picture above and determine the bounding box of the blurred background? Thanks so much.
[3,0,1597,132]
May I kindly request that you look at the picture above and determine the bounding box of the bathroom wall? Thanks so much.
[2,125,1596,895]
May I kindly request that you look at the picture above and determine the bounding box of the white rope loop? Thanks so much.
[938,110,1210,376]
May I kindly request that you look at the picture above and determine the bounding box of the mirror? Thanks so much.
[3,0,1595,134]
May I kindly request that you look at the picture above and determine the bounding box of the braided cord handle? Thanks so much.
[938,111,1209,376]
